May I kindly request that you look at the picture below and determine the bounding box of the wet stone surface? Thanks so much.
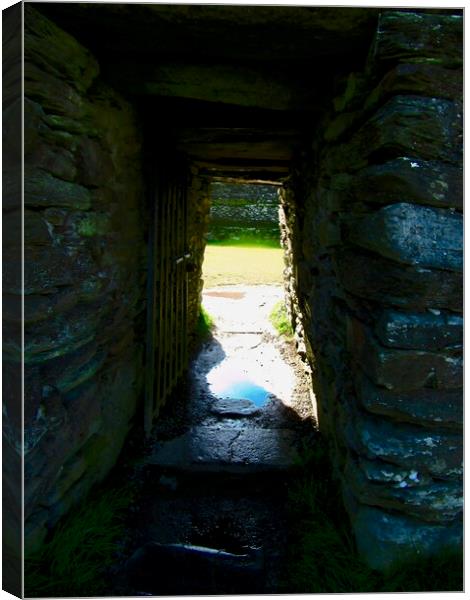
[149,425,302,473]
[120,471,292,595]
[210,398,261,417]
[111,285,317,595]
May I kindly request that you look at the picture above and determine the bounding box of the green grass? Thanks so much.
[195,305,215,342]
[24,484,135,597]
[285,441,463,593]
[286,443,377,593]
[381,547,464,592]
[269,300,293,338]
[203,245,284,287]
[207,237,281,249]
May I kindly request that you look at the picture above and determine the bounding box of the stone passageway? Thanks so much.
[114,286,316,595]
[6,7,462,593]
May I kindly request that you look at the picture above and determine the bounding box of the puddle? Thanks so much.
[205,291,246,300]
[213,379,270,407]
[207,362,271,407]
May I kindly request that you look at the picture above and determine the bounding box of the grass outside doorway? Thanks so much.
[202,244,284,287]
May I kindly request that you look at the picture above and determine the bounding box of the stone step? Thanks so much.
[210,398,262,417]
[126,541,265,595]
[147,425,301,474]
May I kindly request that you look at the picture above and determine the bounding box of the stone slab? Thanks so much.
[375,309,463,351]
[366,64,462,110]
[372,11,463,69]
[352,158,463,210]
[343,488,463,571]
[345,454,462,523]
[356,372,463,429]
[349,412,463,479]
[211,399,261,417]
[148,426,300,473]
[38,4,378,64]
[335,248,462,312]
[126,541,265,595]
[324,95,462,174]
[355,456,432,486]
[107,62,313,112]
[24,167,91,210]
[24,5,99,93]
[349,203,462,272]
[348,316,463,392]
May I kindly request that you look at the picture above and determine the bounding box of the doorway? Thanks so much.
[194,179,316,419]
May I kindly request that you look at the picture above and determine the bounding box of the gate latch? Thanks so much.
[175,253,195,271]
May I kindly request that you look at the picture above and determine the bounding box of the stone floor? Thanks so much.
[113,285,317,595]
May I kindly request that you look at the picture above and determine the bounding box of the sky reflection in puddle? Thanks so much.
[207,362,271,407]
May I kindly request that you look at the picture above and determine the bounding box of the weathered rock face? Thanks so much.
[3,5,23,594]
[16,6,147,555]
[187,170,211,338]
[12,3,463,576]
[348,202,462,272]
[208,183,280,244]
[279,188,309,365]
[282,9,463,569]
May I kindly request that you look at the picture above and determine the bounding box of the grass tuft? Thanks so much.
[286,443,379,593]
[269,300,293,338]
[381,546,463,592]
[24,485,134,597]
[195,305,215,342]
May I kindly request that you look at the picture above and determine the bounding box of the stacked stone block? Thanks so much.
[285,10,463,568]
[208,182,280,244]
[11,7,147,554]
[279,185,309,363]
[187,170,211,338]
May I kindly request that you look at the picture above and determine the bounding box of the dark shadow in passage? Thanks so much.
[119,330,319,596]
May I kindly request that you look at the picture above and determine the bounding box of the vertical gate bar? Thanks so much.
[183,170,189,369]
[173,180,179,390]
[173,178,179,390]
[155,180,165,413]
[179,173,185,375]
[175,180,181,379]
[169,178,177,392]
[146,159,192,432]
[173,176,180,387]
[167,177,174,398]
[168,177,175,393]
[177,180,184,378]
[161,177,171,405]
[144,193,157,435]
[181,174,187,374]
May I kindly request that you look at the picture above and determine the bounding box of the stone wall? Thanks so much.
[283,10,463,568]
[7,3,463,571]
[12,6,147,554]
[188,170,211,339]
[279,186,308,363]
[208,182,280,244]
[3,3,23,593]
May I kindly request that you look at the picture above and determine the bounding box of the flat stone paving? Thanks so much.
[149,425,301,473]
[149,285,311,473]
[202,284,284,333]
[123,285,317,595]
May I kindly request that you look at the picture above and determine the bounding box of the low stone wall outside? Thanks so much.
[208,182,280,244]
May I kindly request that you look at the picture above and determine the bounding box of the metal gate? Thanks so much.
[145,159,190,434]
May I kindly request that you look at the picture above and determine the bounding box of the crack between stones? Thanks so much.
[228,430,242,461]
